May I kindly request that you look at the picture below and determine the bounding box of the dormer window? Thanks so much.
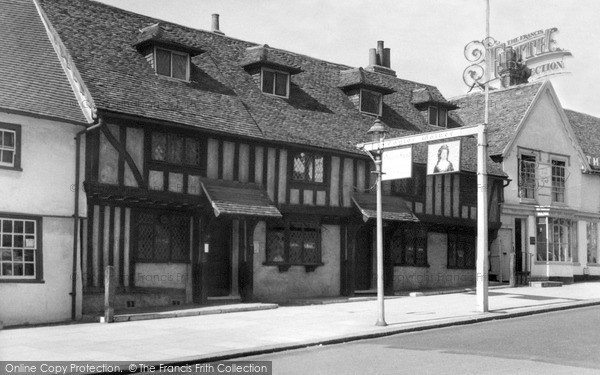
[155,47,189,81]
[360,89,383,116]
[428,105,448,127]
[261,68,290,98]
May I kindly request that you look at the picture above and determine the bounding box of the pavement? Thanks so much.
[1,282,600,365]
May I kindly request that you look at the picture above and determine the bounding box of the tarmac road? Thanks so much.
[244,305,600,375]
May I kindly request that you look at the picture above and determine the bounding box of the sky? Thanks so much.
[96,0,600,117]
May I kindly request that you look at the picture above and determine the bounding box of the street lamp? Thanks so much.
[367,119,387,327]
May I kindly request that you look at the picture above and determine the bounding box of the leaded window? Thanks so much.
[448,232,475,269]
[360,89,382,116]
[292,152,324,183]
[266,220,321,265]
[518,154,537,199]
[391,225,428,267]
[0,216,39,279]
[551,160,566,203]
[151,132,201,166]
[587,222,599,264]
[136,211,189,262]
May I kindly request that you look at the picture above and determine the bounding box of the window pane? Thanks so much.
[274,72,288,97]
[293,153,306,180]
[519,155,536,199]
[24,263,35,276]
[2,220,11,232]
[4,131,15,148]
[429,106,438,125]
[167,135,183,164]
[2,235,11,247]
[361,90,381,115]
[438,108,448,127]
[262,70,275,94]
[14,221,23,233]
[172,53,188,80]
[155,49,171,76]
[13,263,23,276]
[151,133,167,161]
[1,150,14,165]
[266,229,285,262]
[184,138,200,165]
[1,263,12,276]
[25,221,34,234]
[314,156,324,183]
[24,249,34,261]
[1,250,12,261]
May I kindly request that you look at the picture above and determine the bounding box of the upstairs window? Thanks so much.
[391,165,426,199]
[261,68,289,98]
[155,47,189,81]
[551,160,566,203]
[518,154,537,199]
[0,123,20,170]
[428,105,448,127]
[292,152,324,183]
[360,89,382,116]
[150,132,201,166]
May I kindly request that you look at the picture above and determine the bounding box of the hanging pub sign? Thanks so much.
[382,146,412,181]
[491,27,572,82]
[427,140,461,175]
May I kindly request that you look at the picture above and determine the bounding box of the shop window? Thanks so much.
[155,47,189,80]
[536,217,574,262]
[266,220,321,266]
[136,211,189,262]
[360,89,382,116]
[428,105,448,127]
[447,232,475,269]
[518,154,536,199]
[391,225,428,267]
[292,152,324,183]
[0,215,41,281]
[261,68,289,98]
[587,222,599,264]
[551,160,566,203]
[0,123,21,170]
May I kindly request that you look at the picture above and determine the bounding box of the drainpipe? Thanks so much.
[71,118,103,320]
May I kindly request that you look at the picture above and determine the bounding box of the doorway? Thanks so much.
[207,220,232,297]
[354,224,373,291]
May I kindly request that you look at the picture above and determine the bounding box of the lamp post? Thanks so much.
[367,119,387,327]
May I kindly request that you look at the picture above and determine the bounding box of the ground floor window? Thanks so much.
[266,219,321,265]
[536,217,575,262]
[587,221,599,264]
[447,231,475,269]
[0,215,41,280]
[391,225,428,267]
[136,211,189,262]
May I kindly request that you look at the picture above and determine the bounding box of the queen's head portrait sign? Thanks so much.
[427,140,461,175]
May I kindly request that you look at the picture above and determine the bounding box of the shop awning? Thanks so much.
[201,179,282,218]
[352,194,419,222]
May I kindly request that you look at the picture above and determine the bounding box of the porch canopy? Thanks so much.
[352,193,419,222]
[201,179,282,218]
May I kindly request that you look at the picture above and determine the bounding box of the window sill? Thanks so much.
[519,198,537,205]
[587,263,600,267]
[0,278,44,284]
[446,267,476,270]
[263,262,324,272]
[534,261,575,266]
[0,165,22,171]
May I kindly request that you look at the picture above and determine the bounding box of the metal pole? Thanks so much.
[476,0,490,313]
[375,151,387,326]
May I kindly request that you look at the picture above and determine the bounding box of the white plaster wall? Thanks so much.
[0,112,86,217]
[394,232,476,290]
[253,222,341,301]
[0,217,80,326]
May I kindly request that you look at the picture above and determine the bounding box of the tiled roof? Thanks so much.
[133,23,205,55]
[352,194,419,222]
[201,179,282,218]
[338,68,396,94]
[565,109,600,171]
[450,81,544,156]
[0,0,87,124]
[35,0,504,176]
[239,45,303,74]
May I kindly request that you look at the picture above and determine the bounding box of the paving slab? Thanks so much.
[0,282,599,364]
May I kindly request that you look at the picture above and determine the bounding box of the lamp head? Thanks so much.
[367,119,387,142]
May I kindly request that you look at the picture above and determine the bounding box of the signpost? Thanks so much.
[358,121,490,316]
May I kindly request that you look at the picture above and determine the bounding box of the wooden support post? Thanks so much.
[104,265,115,323]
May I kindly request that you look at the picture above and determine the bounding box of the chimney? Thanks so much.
[366,40,396,77]
[211,14,224,35]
